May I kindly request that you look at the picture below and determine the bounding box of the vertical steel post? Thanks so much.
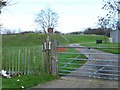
[88,47,91,78]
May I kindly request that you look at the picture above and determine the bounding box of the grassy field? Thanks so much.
[2,33,111,88]
[63,34,107,43]
[2,33,46,47]
[2,33,68,48]
[2,33,107,47]
[80,43,120,54]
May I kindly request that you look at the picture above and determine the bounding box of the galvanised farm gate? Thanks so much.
[56,44,119,80]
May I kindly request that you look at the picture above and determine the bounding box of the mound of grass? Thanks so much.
[2,33,71,48]
[2,33,107,48]
[64,34,108,44]
[2,33,46,48]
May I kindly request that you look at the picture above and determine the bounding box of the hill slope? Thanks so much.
[2,33,106,48]
[2,33,68,47]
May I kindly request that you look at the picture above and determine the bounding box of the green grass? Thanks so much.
[2,33,46,48]
[80,43,120,54]
[2,46,43,74]
[58,48,87,76]
[2,33,110,88]
[2,33,107,47]
[64,34,108,44]
[2,46,56,89]
[2,74,57,89]
[2,33,69,48]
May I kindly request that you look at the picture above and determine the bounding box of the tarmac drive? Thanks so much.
[29,76,119,88]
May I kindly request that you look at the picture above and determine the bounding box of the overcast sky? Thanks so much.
[1,0,107,33]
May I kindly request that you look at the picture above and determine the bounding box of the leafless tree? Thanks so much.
[98,0,120,30]
[0,0,17,34]
[0,0,7,33]
[0,0,17,13]
[35,8,59,34]
[0,0,11,13]
[97,0,120,43]
[0,0,6,12]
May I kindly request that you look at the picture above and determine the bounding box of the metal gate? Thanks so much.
[57,44,119,80]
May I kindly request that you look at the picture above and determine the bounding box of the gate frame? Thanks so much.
[56,45,119,80]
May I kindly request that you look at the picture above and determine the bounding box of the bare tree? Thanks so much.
[35,8,59,34]
[0,0,17,13]
[98,16,110,43]
[0,0,7,34]
[98,0,120,30]
[0,0,17,34]
[97,0,120,43]
[0,0,7,13]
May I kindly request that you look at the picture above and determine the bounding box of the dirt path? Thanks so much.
[28,44,119,89]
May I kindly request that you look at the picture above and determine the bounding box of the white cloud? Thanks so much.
[58,14,98,33]
[1,14,35,31]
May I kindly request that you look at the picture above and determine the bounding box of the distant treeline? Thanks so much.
[83,28,111,37]
[1,30,42,35]
[1,27,112,37]
[69,28,111,37]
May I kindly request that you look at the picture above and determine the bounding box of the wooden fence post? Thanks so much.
[8,50,11,73]
[28,49,31,74]
[18,49,20,74]
[42,41,51,74]
[12,50,14,75]
[24,48,27,75]
[2,54,4,70]
[42,31,58,76]
[42,42,46,73]
[41,44,45,73]
[51,40,58,77]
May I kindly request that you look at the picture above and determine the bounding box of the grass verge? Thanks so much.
[2,74,57,89]
[80,43,120,54]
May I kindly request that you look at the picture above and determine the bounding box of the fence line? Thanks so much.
[2,47,43,75]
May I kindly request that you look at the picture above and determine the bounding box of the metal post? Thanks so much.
[88,48,91,78]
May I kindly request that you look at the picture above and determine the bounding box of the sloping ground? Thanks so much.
[2,33,68,47]
[2,34,106,47]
